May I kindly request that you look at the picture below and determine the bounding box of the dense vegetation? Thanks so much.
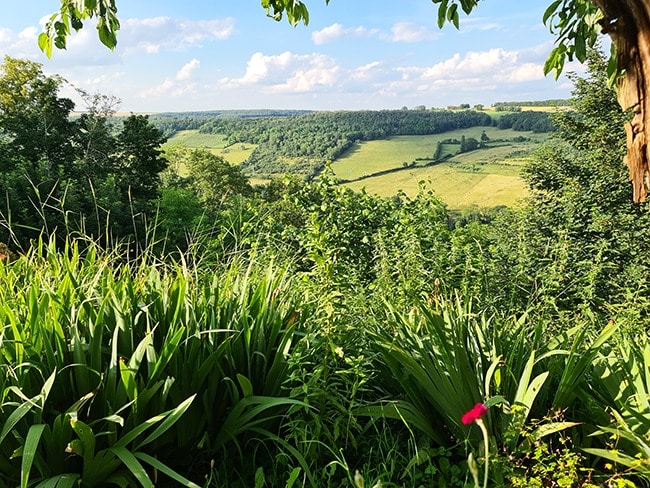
[1,51,649,487]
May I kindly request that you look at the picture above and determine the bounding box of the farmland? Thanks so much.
[166,125,546,208]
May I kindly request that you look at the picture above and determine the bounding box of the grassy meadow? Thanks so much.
[334,127,546,208]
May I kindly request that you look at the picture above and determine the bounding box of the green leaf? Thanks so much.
[437,0,449,29]
[110,446,151,487]
[135,395,196,450]
[543,0,562,24]
[0,402,35,445]
[69,416,96,463]
[531,421,581,441]
[459,0,477,15]
[119,358,138,402]
[38,33,53,58]
[34,474,81,488]
[286,467,302,488]
[21,424,46,488]
[447,4,460,30]
[134,452,201,488]
[237,374,254,398]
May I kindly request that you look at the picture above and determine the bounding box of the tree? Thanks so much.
[38,0,650,201]
[164,146,252,211]
[506,48,650,317]
[0,56,75,173]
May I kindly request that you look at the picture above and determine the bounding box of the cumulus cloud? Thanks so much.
[0,25,40,59]
[176,58,200,80]
[219,51,341,93]
[312,23,378,45]
[121,17,235,55]
[403,48,545,85]
[143,58,201,98]
[389,22,440,43]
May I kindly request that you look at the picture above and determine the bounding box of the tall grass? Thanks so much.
[0,238,306,486]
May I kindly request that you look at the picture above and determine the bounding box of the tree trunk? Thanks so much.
[590,0,650,202]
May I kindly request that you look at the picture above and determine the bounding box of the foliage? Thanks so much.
[164,146,252,209]
[198,109,493,178]
[495,111,557,133]
[2,45,650,488]
[490,49,650,326]
[0,239,308,486]
[0,57,168,250]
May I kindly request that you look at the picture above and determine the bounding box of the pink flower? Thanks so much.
[462,403,488,425]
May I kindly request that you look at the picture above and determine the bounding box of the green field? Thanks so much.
[344,163,528,208]
[165,130,257,165]
[334,127,546,209]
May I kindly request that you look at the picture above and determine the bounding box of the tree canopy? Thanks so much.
[40,0,650,202]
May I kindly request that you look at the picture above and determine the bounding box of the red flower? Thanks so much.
[462,403,488,425]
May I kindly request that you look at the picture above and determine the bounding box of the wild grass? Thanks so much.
[0,238,308,486]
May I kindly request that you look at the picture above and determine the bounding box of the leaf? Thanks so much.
[135,394,196,450]
[21,424,46,488]
[0,401,36,445]
[134,452,201,488]
[38,33,53,58]
[119,358,138,402]
[34,474,81,488]
[110,447,151,487]
[543,0,562,24]
[574,25,587,62]
[69,417,96,463]
[437,0,449,29]
[447,4,459,30]
[286,467,302,488]
[531,421,581,441]
[237,374,254,398]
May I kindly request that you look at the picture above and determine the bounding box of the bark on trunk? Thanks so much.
[590,0,650,202]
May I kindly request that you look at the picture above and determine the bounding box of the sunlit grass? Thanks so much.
[344,163,528,209]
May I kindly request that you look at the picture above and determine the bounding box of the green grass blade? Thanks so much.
[21,424,46,488]
[135,394,196,450]
[110,446,152,487]
[134,452,201,488]
[34,474,81,488]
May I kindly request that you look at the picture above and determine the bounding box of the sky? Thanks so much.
[0,1,588,113]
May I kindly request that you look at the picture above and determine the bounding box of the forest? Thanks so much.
[0,49,649,487]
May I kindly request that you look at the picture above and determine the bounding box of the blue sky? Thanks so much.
[0,1,585,113]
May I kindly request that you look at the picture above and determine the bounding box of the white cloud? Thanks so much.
[499,63,544,83]
[389,22,440,43]
[0,25,40,59]
[176,58,200,80]
[218,51,341,93]
[312,21,438,45]
[312,23,378,45]
[143,58,201,98]
[121,17,235,55]
[409,48,540,83]
[349,61,383,81]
